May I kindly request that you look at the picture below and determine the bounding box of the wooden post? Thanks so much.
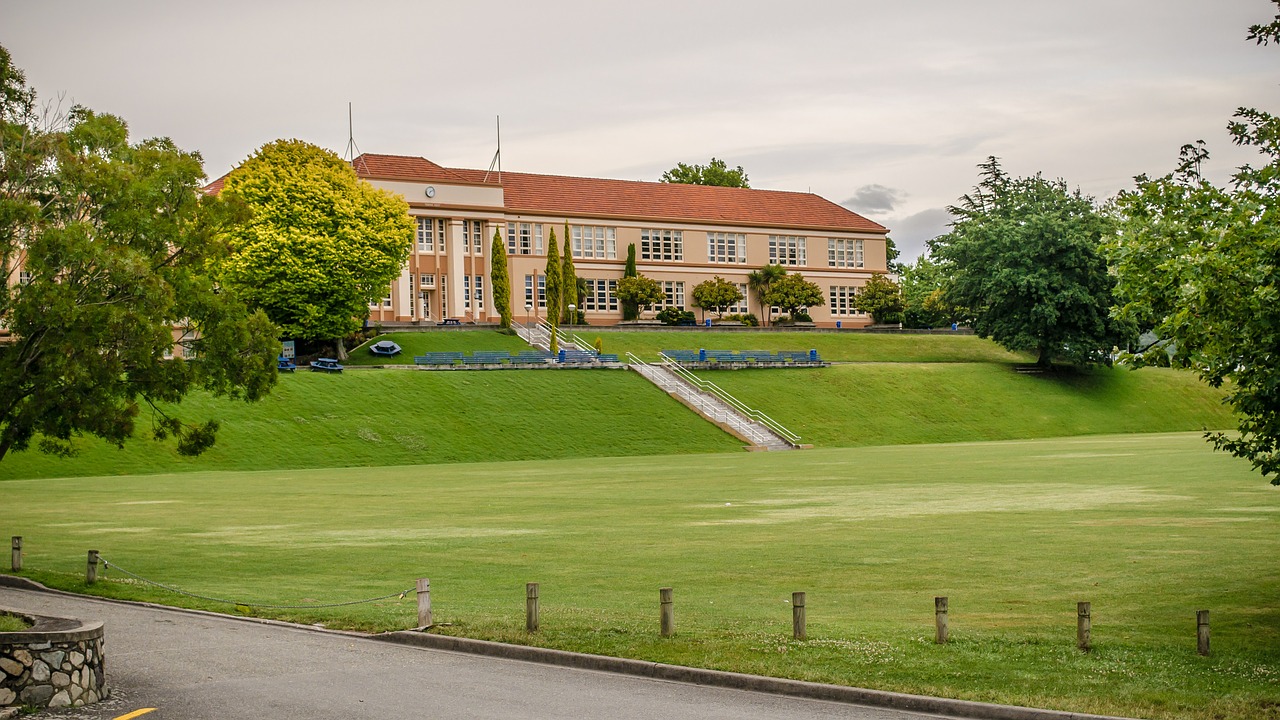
[526,582,540,632]
[10,537,20,572]
[1077,601,1092,651]
[660,587,674,637]
[792,591,806,640]
[416,578,432,628]
[1197,610,1210,657]
[86,550,99,585]
[935,596,949,644]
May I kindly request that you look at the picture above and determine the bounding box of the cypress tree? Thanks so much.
[545,228,562,352]
[490,229,512,328]
[622,243,639,321]
[562,223,578,324]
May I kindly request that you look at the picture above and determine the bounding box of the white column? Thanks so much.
[397,266,412,320]
[448,219,465,318]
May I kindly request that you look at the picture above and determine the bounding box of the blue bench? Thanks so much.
[596,354,619,363]
[415,352,464,365]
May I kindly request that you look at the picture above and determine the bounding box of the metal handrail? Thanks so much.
[626,353,781,447]
[658,353,801,445]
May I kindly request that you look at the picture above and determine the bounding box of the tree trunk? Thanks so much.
[1037,343,1052,368]
[335,338,348,361]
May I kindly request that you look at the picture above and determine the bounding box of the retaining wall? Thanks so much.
[0,607,106,709]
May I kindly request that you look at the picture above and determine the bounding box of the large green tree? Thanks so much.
[0,46,278,461]
[691,276,744,319]
[219,140,412,359]
[1107,4,1280,482]
[858,274,904,325]
[932,157,1132,367]
[660,158,750,188]
[490,229,512,328]
[746,264,786,326]
[763,273,824,320]
[615,275,664,316]
[899,254,955,329]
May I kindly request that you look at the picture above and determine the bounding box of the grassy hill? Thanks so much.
[707,363,1236,447]
[0,370,744,480]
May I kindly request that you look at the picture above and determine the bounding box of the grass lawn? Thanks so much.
[0,370,743,480]
[0,613,32,631]
[3,433,1277,720]
[706,364,1237,447]
[582,329,1032,363]
[344,329,531,366]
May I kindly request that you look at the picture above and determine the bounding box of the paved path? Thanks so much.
[0,587,943,720]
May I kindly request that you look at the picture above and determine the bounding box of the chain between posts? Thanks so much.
[98,557,413,610]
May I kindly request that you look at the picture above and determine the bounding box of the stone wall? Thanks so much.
[0,609,106,710]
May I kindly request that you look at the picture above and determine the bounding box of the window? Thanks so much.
[463,220,484,255]
[18,270,31,285]
[525,274,547,308]
[507,223,543,255]
[707,232,746,264]
[828,285,865,316]
[417,218,443,253]
[654,280,685,310]
[420,274,435,288]
[474,275,484,310]
[463,275,471,309]
[728,283,750,315]
[828,238,864,268]
[583,278,619,312]
[641,229,682,261]
[441,275,447,314]
[769,235,806,266]
[571,225,618,259]
[382,290,393,308]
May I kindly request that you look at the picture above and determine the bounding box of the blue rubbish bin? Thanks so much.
[951,322,958,331]
[809,349,818,361]
[836,320,842,329]
[705,318,712,327]
[699,348,707,362]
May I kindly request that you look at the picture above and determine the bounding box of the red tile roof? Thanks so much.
[355,153,886,234]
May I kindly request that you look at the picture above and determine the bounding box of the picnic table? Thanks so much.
[309,358,344,373]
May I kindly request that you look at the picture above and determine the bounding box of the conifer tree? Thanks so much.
[490,229,512,328]
[545,228,562,353]
[561,223,578,324]
[622,243,639,320]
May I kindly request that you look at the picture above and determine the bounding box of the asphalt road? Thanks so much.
[0,587,946,720]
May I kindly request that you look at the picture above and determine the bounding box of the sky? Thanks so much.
[5,0,1279,261]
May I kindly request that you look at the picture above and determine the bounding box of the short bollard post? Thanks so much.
[935,596,949,644]
[526,582,540,632]
[10,536,21,572]
[1197,610,1210,657]
[660,587,674,637]
[792,592,807,640]
[416,578,432,628]
[86,550,99,585]
[1077,601,1092,651]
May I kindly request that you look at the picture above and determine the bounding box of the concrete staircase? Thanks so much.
[627,353,800,451]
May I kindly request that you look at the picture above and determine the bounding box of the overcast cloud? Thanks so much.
[5,0,1277,260]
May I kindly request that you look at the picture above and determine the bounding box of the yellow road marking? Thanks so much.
[114,709,158,720]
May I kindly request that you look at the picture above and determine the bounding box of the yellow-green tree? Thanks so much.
[220,140,413,359]
[545,228,562,353]
[561,223,578,323]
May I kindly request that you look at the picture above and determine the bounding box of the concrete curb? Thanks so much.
[377,630,1135,720]
[0,575,1137,720]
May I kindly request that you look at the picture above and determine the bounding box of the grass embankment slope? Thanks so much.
[3,434,1277,720]
[0,370,743,480]
[0,331,1235,479]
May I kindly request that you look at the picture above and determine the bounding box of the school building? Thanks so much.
[352,153,890,328]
